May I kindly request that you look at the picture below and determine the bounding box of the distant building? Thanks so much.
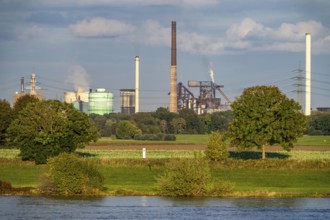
[12,74,43,105]
[120,89,135,114]
[88,88,114,115]
[316,107,330,113]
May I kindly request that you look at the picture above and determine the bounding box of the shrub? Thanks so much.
[0,180,13,194]
[205,131,229,161]
[116,121,142,139]
[43,153,104,195]
[157,156,211,197]
[164,134,176,141]
[134,133,176,141]
[209,181,234,196]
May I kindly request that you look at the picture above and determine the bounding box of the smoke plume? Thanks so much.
[65,65,90,92]
[209,62,215,83]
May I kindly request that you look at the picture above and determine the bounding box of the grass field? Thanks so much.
[90,135,330,146]
[1,158,329,197]
[2,149,330,160]
[1,135,329,197]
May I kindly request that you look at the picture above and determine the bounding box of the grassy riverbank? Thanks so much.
[1,149,330,197]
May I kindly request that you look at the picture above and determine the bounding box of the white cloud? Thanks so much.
[143,20,170,46]
[39,0,219,8]
[69,17,330,55]
[224,18,330,53]
[70,17,136,38]
[156,0,219,7]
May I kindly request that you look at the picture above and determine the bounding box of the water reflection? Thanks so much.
[0,196,329,220]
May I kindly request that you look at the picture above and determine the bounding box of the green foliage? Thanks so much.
[179,109,205,134]
[228,86,307,159]
[7,100,99,164]
[0,180,13,194]
[209,111,232,132]
[0,99,14,146]
[129,112,163,134]
[134,133,176,141]
[44,153,104,195]
[205,132,229,161]
[208,181,234,196]
[307,112,330,135]
[115,120,142,139]
[157,157,211,197]
[13,94,40,116]
[170,117,186,134]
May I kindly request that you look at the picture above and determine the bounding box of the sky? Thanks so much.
[0,0,329,112]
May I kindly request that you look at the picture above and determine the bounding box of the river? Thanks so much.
[0,196,329,220]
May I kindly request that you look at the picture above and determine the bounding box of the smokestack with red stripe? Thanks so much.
[170,21,178,112]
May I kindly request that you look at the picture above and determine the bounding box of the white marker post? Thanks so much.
[142,148,146,159]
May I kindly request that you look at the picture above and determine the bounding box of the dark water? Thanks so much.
[0,196,329,220]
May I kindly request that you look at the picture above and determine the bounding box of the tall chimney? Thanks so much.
[30,72,36,95]
[20,77,25,94]
[170,21,178,113]
[305,33,311,116]
[135,56,140,113]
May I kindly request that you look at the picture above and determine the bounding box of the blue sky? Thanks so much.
[0,0,329,112]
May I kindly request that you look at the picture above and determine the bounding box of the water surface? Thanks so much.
[0,196,329,220]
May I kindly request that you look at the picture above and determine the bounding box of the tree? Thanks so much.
[210,111,232,132]
[307,112,330,135]
[227,86,307,159]
[179,109,204,134]
[0,99,14,146]
[131,112,161,134]
[205,131,229,161]
[115,120,142,139]
[13,94,40,117]
[170,118,186,134]
[7,100,99,164]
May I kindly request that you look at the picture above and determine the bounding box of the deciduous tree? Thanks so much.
[227,86,306,159]
[0,99,13,146]
[115,120,142,139]
[7,100,99,164]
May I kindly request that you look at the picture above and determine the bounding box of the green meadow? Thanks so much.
[90,135,330,146]
[0,135,330,197]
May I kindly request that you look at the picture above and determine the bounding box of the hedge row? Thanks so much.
[134,133,176,141]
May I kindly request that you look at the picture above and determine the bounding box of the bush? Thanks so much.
[134,133,176,141]
[164,134,176,141]
[43,153,104,195]
[157,156,211,197]
[209,181,234,196]
[0,180,13,194]
[205,131,229,161]
[116,121,142,139]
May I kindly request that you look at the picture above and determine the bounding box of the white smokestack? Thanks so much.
[305,33,311,116]
[135,56,139,113]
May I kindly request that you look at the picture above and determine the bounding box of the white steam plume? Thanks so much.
[209,62,215,83]
[65,65,90,92]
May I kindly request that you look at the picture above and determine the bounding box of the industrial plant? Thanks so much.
[13,72,44,105]
[11,22,315,116]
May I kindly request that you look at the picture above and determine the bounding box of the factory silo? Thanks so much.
[120,89,135,114]
[89,88,114,115]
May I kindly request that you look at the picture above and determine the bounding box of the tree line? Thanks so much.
[0,86,329,164]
